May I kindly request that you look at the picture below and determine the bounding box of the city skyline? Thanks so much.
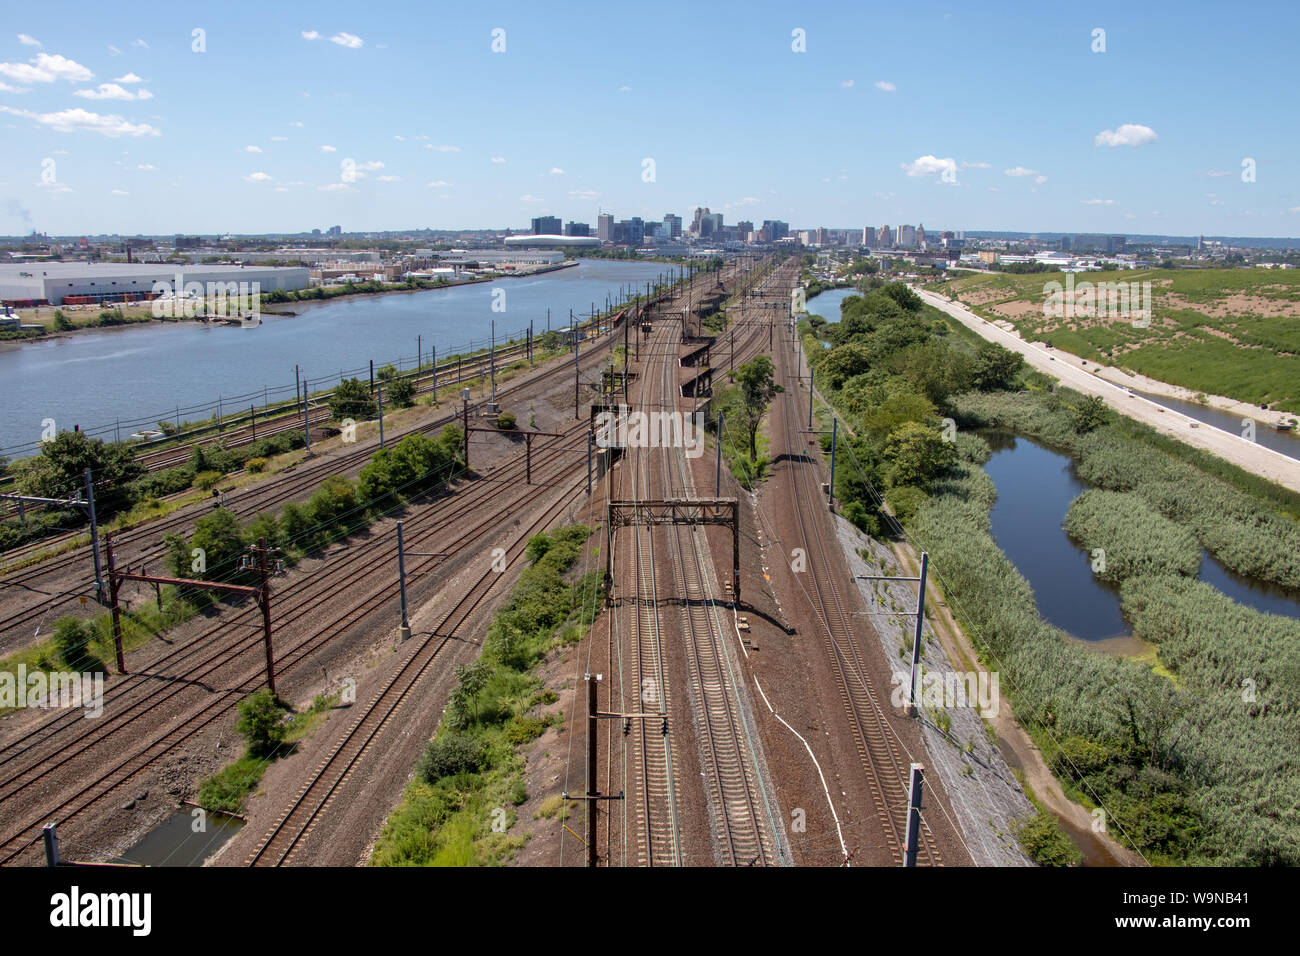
[2,1,1299,237]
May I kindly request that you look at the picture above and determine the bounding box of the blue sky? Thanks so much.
[2,0,1298,237]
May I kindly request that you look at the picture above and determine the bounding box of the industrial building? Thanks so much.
[0,263,310,307]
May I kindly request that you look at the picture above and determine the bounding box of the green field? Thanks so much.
[936,268,1300,411]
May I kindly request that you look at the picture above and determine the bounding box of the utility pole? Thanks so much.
[104,533,127,674]
[587,429,593,496]
[908,552,929,715]
[396,522,411,640]
[808,367,815,430]
[574,334,580,420]
[377,384,385,449]
[462,392,470,466]
[489,319,496,405]
[83,468,104,604]
[301,378,311,452]
[250,404,256,442]
[432,345,437,401]
[904,764,925,867]
[369,359,375,395]
[829,417,838,506]
[587,672,599,866]
[255,538,276,697]
[715,411,723,495]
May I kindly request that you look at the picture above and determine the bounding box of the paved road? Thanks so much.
[918,288,1300,494]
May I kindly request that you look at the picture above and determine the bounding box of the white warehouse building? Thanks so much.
[0,262,310,306]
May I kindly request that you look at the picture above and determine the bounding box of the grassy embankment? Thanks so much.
[934,267,1300,412]
[803,280,1300,865]
[370,524,600,866]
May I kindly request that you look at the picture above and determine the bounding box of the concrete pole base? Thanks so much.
[399,625,411,641]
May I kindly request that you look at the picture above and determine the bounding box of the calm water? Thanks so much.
[2,259,669,456]
[113,809,243,867]
[805,287,859,322]
[983,432,1300,642]
[1126,387,1300,463]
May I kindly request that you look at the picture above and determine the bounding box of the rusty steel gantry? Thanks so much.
[604,498,741,603]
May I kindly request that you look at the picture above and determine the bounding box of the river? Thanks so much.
[2,259,671,457]
[982,431,1300,647]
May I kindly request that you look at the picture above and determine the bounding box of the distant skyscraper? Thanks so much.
[897,224,917,247]
[761,220,789,242]
[877,225,894,247]
[327,225,342,237]
[736,220,753,241]
[700,212,723,238]
[531,215,562,235]
[691,207,709,236]
[597,213,614,241]
[564,221,590,237]
[663,213,682,239]
[916,223,926,248]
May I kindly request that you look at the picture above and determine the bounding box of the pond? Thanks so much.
[982,431,1300,645]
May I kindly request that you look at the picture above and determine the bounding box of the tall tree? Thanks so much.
[733,356,782,461]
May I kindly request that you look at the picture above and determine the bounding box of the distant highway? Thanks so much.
[917,288,1300,494]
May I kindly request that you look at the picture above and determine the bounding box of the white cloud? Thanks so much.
[618,85,631,92]
[568,188,599,200]
[330,32,363,49]
[1004,166,1039,177]
[1081,198,1116,205]
[270,135,287,142]
[135,162,156,170]
[490,156,506,163]
[902,154,957,180]
[301,30,320,41]
[113,72,142,83]
[520,194,544,203]
[1034,175,1047,184]
[428,144,460,152]
[874,80,896,92]
[274,186,289,192]
[319,182,353,192]
[131,38,148,49]
[0,105,158,136]
[17,34,40,47]
[355,160,383,171]
[427,180,452,187]
[74,83,152,101]
[244,145,262,153]
[1290,206,1300,213]
[377,174,400,182]
[107,45,121,56]
[0,52,94,83]
[243,171,272,183]
[0,81,28,93]
[549,167,564,174]
[841,79,854,88]
[393,134,405,141]
[320,144,336,152]
[961,161,991,169]
[111,188,128,195]
[1095,123,1158,147]
[36,179,72,194]
[1206,169,1232,178]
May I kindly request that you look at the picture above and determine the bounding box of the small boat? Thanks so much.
[1274,421,1295,432]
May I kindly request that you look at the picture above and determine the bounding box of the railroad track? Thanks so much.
[773,315,944,866]
[244,467,591,866]
[0,265,749,864]
[0,425,594,864]
[622,318,684,868]
[0,296,696,644]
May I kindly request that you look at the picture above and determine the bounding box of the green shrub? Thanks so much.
[417,732,489,782]
[495,411,517,429]
[53,618,95,670]
[245,456,267,474]
[235,689,289,758]
[1013,809,1082,867]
